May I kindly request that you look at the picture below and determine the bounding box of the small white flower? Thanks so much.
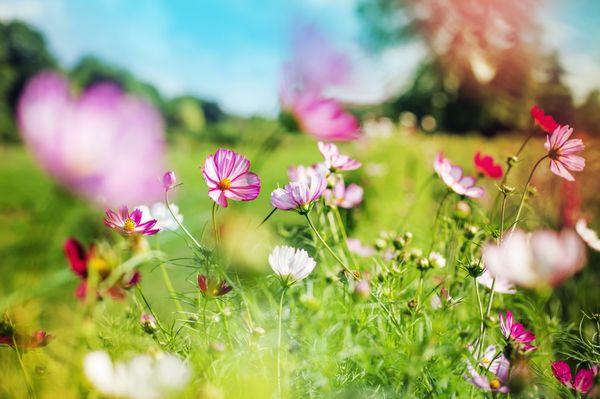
[83,350,190,399]
[137,202,183,232]
[428,252,446,268]
[268,245,316,284]
[476,270,516,294]
[576,219,600,251]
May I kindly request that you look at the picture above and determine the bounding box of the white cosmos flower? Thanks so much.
[483,229,586,288]
[137,202,183,232]
[268,246,316,284]
[84,351,190,399]
[428,251,446,268]
[576,219,600,251]
[476,270,516,294]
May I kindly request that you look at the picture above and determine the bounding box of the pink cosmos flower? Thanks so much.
[433,153,484,198]
[197,274,233,297]
[270,174,326,213]
[530,105,559,134]
[346,238,376,257]
[499,311,537,352]
[64,238,141,300]
[324,179,363,209]
[104,206,159,236]
[552,361,598,394]
[17,72,166,207]
[483,229,586,288]
[466,345,510,393]
[202,149,261,208]
[544,125,585,181]
[474,152,503,179]
[318,142,361,171]
[287,164,326,184]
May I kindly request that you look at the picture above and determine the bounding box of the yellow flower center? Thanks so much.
[124,218,136,233]
[489,379,501,390]
[88,256,110,278]
[219,178,231,190]
[481,357,490,364]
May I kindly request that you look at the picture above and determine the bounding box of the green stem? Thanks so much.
[12,338,36,399]
[160,263,183,313]
[429,190,451,251]
[304,214,355,279]
[474,277,486,358]
[258,208,277,228]
[277,286,288,398]
[510,155,547,234]
[136,286,167,335]
[165,191,204,250]
[212,202,220,245]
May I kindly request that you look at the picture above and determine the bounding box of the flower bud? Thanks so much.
[500,184,515,194]
[140,312,157,333]
[464,224,479,239]
[428,252,446,268]
[162,171,177,191]
[454,200,471,219]
[507,156,518,167]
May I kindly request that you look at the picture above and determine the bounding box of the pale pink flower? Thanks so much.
[346,238,376,258]
[202,149,261,208]
[433,153,484,198]
[324,179,363,209]
[270,174,326,213]
[466,345,510,393]
[476,270,516,294]
[17,72,166,207]
[575,219,600,251]
[552,361,598,394]
[483,229,586,288]
[162,171,177,191]
[287,164,326,184]
[104,206,159,236]
[544,125,585,181]
[318,142,361,171]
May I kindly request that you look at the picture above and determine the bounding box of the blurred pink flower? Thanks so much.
[202,149,261,208]
[576,219,600,252]
[433,153,484,198]
[324,179,363,209]
[319,142,361,171]
[346,238,376,257]
[17,72,166,206]
[474,152,503,179]
[476,270,516,294]
[483,229,586,287]
[499,311,537,352]
[270,174,326,213]
[545,125,585,181]
[104,206,159,236]
[197,274,233,297]
[552,361,598,394]
[530,105,559,134]
[287,164,326,184]
[466,345,510,393]
[162,171,177,191]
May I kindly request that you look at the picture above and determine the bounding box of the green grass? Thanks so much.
[0,130,598,398]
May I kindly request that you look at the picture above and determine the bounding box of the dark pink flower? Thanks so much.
[499,311,537,352]
[530,105,560,134]
[474,152,503,179]
[162,171,177,191]
[270,174,326,213]
[545,125,585,181]
[198,274,233,297]
[104,206,159,236]
[324,179,363,209]
[434,153,484,198]
[17,72,166,207]
[552,361,597,394]
[202,149,261,207]
[318,142,361,171]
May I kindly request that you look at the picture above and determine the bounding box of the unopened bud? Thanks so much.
[354,280,371,300]
[140,312,157,333]
[454,200,471,219]
[501,184,515,194]
[507,156,518,167]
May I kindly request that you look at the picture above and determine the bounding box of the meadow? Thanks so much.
[1,123,599,398]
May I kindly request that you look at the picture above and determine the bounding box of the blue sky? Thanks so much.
[0,0,598,116]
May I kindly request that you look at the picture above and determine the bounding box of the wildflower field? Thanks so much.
[1,2,600,398]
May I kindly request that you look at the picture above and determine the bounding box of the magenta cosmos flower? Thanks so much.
[531,105,559,134]
[319,142,361,172]
[499,311,537,352]
[202,149,261,208]
[433,153,484,198]
[324,179,363,209]
[17,72,166,207]
[271,174,326,214]
[104,206,159,236]
[474,152,503,179]
[544,125,585,181]
[552,361,597,394]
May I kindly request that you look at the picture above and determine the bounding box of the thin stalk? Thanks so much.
[277,286,288,398]
[258,208,277,228]
[304,214,355,279]
[202,298,209,345]
[429,190,451,251]
[136,286,167,335]
[165,191,204,250]
[211,202,219,245]
[399,175,435,230]
[159,257,183,313]
[216,300,233,348]
[474,277,486,358]
[510,155,547,234]
[331,206,357,265]
[12,338,36,399]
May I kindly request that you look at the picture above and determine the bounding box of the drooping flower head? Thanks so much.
[530,105,560,134]
[269,245,316,285]
[551,361,598,394]
[202,148,261,208]
[544,125,585,181]
[433,153,484,198]
[270,174,327,214]
[104,206,159,236]
[474,152,503,179]
[576,219,600,252]
[466,345,511,393]
[499,311,537,353]
[17,72,166,207]
[483,229,586,288]
[197,274,233,297]
[64,238,141,300]
[318,142,361,172]
[324,178,363,209]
